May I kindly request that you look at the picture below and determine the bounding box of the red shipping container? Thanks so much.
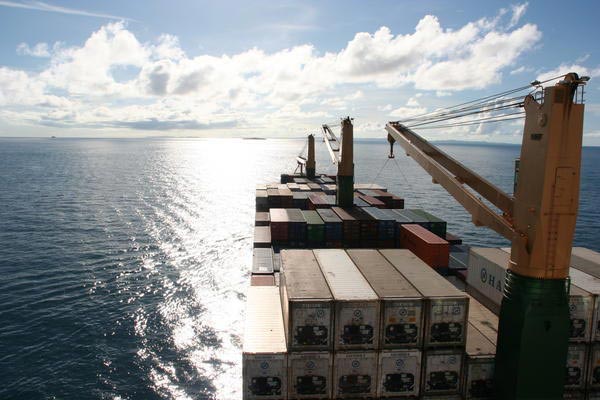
[399,224,449,268]
[308,193,329,210]
[269,208,289,242]
[250,274,275,286]
[357,193,386,208]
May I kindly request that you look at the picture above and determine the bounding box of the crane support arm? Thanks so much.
[322,124,340,164]
[386,122,515,239]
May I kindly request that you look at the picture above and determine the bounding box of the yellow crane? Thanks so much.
[386,73,589,399]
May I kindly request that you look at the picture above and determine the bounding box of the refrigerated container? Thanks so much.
[422,349,463,396]
[464,324,495,400]
[314,249,380,350]
[347,249,424,348]
[378,350,422,398]
[288,352,332,399]
[332,351,378,399]
[253,248,274,275]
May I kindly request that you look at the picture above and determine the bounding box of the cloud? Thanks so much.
[17,42,50,57]
[0,5,544,134]
[510,65,533,75]
[389,106,427,118]
[508,3,528,29]
[537,63,600,84]
[0,0,133,20]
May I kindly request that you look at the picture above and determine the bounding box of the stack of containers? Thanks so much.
[345,207,378,248]
[288,209,307,248]
[256,189,268,212]
[316,209,342,248]
[356,193,386,208]
[361,207,396,248]
[255,211,270,227]
[292,192,310,210]
[280,250,334,399]
[381,249,469,397]
[467,247,595,397]
[308,194,329,210]
[394,209,431,231]
[243,286,287,400]
[270,208,289,246]
[301,210,325,248]
[399,224,450,272]
[253,226,271,248]
[409,209,448,239]
[314,249,380,399]
[347,249,424,398]
[252,248,274,275]
[331,207,360,247]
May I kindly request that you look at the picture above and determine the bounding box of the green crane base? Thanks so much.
[494,270,570,400]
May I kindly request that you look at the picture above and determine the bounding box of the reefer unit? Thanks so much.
[314,249,380,350]
[288,352,332,399]
[378,350,422,398]
[252,248,274,274]
[243,286,287,400]
[588,343,600,390]
[422,349,463,396]
[564,344,588,390]
[347,249,424,348]
[332,351,378,399]
[280,250,333,351]
[464,324,495,400]
[381,249,469,348]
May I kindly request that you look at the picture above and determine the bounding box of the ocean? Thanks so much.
[0,138,598,399]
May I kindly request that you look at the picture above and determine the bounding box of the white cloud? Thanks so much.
[436,91,452,97]
[537,63,600,84]
[16,42,50,57]
[508,3,528,29]
[0,6,544,135]
[510,65,533,75]
[389,106,427,119]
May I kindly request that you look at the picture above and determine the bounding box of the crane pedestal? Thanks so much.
[494,270,570,399]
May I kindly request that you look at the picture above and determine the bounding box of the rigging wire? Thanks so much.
[367,158,391,189]
[414,113,525,130]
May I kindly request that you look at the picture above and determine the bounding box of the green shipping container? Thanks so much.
[300,210,325,246]
[409,209,447,238]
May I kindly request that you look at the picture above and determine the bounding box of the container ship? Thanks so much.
[242,73,598,399]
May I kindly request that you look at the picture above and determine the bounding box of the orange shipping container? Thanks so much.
[250,274,275,286]
[399,224,449,269]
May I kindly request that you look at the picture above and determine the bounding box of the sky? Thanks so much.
[0,0,599,143]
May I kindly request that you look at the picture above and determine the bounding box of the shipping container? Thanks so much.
[256,183,267,190]
[464,324,495,400]
[445,233,463,245]
[287,209,307,248]
[347,249,424,348]
[332,207,361,247]
[308,193,329,210]
[251,274,275,286]
[321,184,337,195]
[298,184,311,191]
[256,189,268,211]
[449,244,469,271]
[332,351,378,399]
[422,349,463,396]
[316,209,343,248]
[307,182,321,191]
[294,177,308,184]
[569,268,600,342]
[357,193,386,208]
[314,249,380,350]
[288,352,332,399]
[381,249,468,348]
[378,350,422,398]
[243,286,287,400]
[344,207,378,247]
[255,211,270,226]
[270,209,290,245]
[280,250,333,351]
[354,183,387,191]
[267,188,282,208]
[394,209,430,230]
[399,224,450,270]
[470,247,594,342]
[362,207,396,247]
[409,209,448,238]
[292,191,310,210]
[571,247,600,278]
[354,196,370,208]
[588,343,600,390]
[253,248,274,275]
[320,176,335,184]
[301,210,325,247]
[254,226,271,248]
[287,182,300,191]
[467,296,498,345]
[565,344,588,390]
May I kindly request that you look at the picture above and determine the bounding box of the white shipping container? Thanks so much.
[381,249,469,348]
[422,349,463,396]
[314,249,380,350]
[378,350,422,398]
[464,324,495,400]
[280,250,333,351]
[569,268,600,342]
[588,343,600,389]
[565,344,588,390]
[333,351,378,399]
[243,286,288,399]
[348,249,424,349]
[471,247,593,342]
[288,352,332,399]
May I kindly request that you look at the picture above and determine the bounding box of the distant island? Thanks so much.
[243,137,267,140]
